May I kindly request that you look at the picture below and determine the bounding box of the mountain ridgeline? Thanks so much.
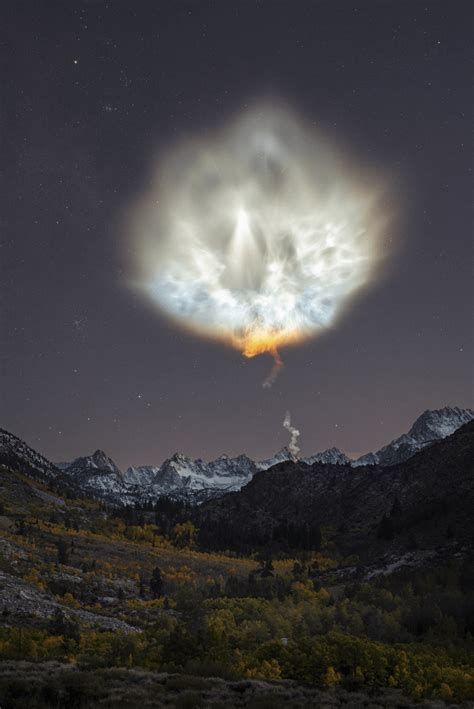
[1,407,472,507]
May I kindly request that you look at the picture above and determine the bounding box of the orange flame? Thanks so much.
[232,328,303,387]
[237,329,302,358]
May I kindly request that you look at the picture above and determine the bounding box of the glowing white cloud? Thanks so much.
[130,101,391,380]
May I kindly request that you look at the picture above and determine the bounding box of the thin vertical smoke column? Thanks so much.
[262,348,283,389]
[283,411,300,458]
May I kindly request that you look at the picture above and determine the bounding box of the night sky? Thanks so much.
[3,1,473,469]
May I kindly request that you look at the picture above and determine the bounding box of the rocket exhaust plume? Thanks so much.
[262,347,283,389]
[283,410,300,458]
[129,100,392,383]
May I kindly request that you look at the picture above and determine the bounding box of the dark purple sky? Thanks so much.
[3,1,473,469]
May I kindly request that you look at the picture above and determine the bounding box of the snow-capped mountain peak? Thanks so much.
[90,450,121,473]
[303,447,351,466]
[353,407,474,467]
[408,407,474,440]
[64,450,122,477]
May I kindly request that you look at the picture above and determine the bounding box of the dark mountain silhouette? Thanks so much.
[196,422,474,559]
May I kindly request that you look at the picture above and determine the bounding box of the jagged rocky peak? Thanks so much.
[303,447,351,466]
[207,453,256,477]
[408,406,474,440]
[158,454,189,474]
[256,446,295,471]
[353,451,378,467]
[167,452,193,467]
[65,449,122,476]
[91,449,120,471]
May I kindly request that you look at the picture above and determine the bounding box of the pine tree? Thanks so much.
[150,566,163,597]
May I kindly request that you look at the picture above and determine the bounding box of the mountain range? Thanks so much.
[0,406,472,506]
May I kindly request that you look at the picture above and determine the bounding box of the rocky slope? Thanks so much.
[0,570,136,633]
[0,429,59,482]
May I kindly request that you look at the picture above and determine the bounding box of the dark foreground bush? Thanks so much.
[0,662,467,708]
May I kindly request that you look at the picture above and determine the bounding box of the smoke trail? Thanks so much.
[283,410,300,458]
[262,348,283,388]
